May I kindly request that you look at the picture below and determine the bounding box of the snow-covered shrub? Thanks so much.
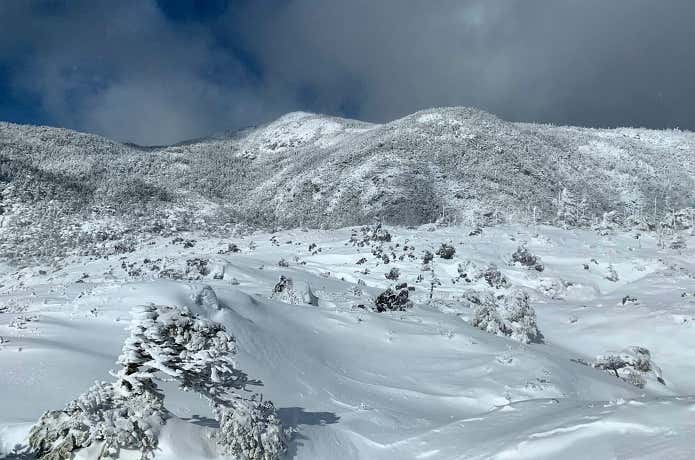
[272,275,292,294]
[30,304,287,460]
[216,396,288,460]
[118,305,286,454]
[114,240,136,254]
[385,267,400,280]
[277,258,290,267]
[470,302,505,336]
[422,250,434,264]
[500,291,543,343]
[186,258,210,279]
[461,289,496,308]
[671,207,695,231]
[621,295,638,306]
[470,290,542,344]
[481,264,509,289]
[349,224,392,246]
[428,275,442,300]
[605,264,619,282]
[29,305,230,460]
[28,381,166,460]
[511,246,544,271]
[115,304,243,402]
[436,242,456,259]
[457,262,509,288]
[374,284,413,312]
[600,210,620,229]
[476,209,505,228]
[592,346,664,387]
[468,226,483,236]
[158,268,186,280]
[218,243,241,254]
[538,277,572,299]
[371,223,392,243]
[670,234,687,250]
[457,261,476,283]
[271,275,318,306]
[271,275,299,304]
[621,369,647,388]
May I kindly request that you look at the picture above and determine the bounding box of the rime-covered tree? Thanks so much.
[216,396,288,460]
[28,380,166,460]
[471,289,542,344]
[557,187,588,227]
[114,304,244,404]
[577,196,591,227]
[29,303,287,460]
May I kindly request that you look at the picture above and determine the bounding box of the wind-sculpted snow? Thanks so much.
[2,107,695,261]
[1,223,694,458]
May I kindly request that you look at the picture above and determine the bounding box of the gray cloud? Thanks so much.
[236,0,695,129]
[1,0,695,144]
[0,1,286,144]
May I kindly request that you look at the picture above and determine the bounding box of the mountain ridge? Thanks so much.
[1,106,694,261]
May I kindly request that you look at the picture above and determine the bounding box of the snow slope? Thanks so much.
[2,107,695,263]
[1,223,694,459]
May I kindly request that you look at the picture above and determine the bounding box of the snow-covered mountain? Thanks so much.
[2,109,695,459]
[2,107,694,262]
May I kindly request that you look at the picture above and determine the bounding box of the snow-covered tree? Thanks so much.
[114,304,244,404]
[436,242,456,259]
[557,188,590,227]
[28,381,166,460]
[577,196,591,227]
[556,187,576,227]
[605,264,619,282]
[593,346,665,388]
[471,289,542,344]
[511,246,544,272]
[271,275,318,306]
[600,210,618,229]
[623,197,645,228]
[457,261,509,289]
[374,284,413,312]
[216,396,288,460]
[470,301,505,336]
[500,290,543,343]
[385,267,401,280]
[29,304,287,460]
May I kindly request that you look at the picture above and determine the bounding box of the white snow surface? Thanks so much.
[1,224,695,459]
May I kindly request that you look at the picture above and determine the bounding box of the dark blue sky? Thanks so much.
[1,0,695,145]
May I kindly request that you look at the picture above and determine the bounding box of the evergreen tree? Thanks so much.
[114,303,244,404]
[577,196,591,227]
[29,304,287,460]
[557,187,578,227]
